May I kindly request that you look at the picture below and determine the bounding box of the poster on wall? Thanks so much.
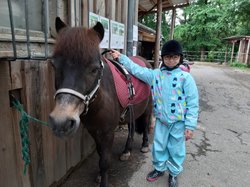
[99,16,110,49]
[110,20,125,49]
[118,23,125,49]
[110,20,119,49]
[89,12,110,49]
[89,12,99,28]
[133,25,138,41]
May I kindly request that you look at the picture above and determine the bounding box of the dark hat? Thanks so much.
[161,40,183,56]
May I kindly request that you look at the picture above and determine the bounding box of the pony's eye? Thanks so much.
[91,68,99,74]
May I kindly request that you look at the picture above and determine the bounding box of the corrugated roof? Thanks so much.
[224,36,250,41]
[139,0,190,16]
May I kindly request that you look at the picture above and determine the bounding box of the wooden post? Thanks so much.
[121,0,128,54]
[169,8,176,40]
[224,44,228,64]
[237,40,242,62]
[82,0,89,27]
[245,39,250,65]
[230,41,236,64]
[154,0,162,68]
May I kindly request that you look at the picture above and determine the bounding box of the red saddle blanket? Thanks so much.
[104,56,150,108]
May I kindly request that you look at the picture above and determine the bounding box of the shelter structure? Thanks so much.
[138,23,158,60]
[224,36,250,65]
[0,1,189,187]
[138,0,190,67]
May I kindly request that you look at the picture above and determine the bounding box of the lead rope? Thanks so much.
[12,98,48,175]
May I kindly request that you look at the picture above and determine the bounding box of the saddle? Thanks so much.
[103,56,150,108]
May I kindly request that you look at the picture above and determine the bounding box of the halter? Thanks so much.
[54,60,104,115]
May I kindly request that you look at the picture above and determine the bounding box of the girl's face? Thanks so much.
[163,55,180,68]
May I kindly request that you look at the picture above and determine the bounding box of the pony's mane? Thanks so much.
[54,27,100,63]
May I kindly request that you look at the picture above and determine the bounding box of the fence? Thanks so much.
[183,51,249,64]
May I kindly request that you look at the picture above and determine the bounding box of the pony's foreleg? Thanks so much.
[96,133,114,187]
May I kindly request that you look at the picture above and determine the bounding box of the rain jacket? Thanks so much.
[119,54,199,130]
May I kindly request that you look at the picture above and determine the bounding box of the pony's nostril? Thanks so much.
[69,120,75,129]
[65,119,75,131]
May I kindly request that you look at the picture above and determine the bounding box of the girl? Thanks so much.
[110,40,199,187]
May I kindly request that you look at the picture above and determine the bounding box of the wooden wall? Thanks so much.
[0,0,139,186]
[0,60,95,187]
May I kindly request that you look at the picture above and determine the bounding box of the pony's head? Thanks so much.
[48,17,104,137]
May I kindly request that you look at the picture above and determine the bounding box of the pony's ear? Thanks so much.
[92,22,104,42]
[55,17,67,33]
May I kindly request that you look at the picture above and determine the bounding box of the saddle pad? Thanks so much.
[104,57,150,108]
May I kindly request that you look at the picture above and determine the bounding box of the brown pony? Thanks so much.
[48,17,152,187]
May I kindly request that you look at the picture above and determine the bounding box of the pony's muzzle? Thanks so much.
[48,114,80,137]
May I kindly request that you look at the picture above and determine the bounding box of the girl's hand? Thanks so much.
[110,49,121,60]
[185,129,193,141]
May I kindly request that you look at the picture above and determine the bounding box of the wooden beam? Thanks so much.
[169,8,176,39]
[154,0,162,68]
[139,4,147,11]
[230,41,236,64]
[139,3,189,17]
[245,39,250,64]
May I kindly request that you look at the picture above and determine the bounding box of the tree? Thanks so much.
[139,0,250,57]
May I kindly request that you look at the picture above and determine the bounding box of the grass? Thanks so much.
[230,62,249,69]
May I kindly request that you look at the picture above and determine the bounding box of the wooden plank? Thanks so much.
[38,61,55,186]
[0,61,20,187]
[121,0,128,54]
[66,125,82,170]
[116,0,122,22]
[10,61,22,89]
[23,61,47,187]
[96,0,105,16]
[41,61,67,183]
[48,62,68,182]
[81,126,95,160]
[82,0,89,27]
[11,100,32,187]
[10,61,32,187]
[105,0,116,19]
[89,0,94,12]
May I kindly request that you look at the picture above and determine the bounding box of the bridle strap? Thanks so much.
[55,88,88,101]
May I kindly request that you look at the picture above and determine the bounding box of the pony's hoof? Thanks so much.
[120,152,131,161]
[140,146,149,153]
[95,174,101,183]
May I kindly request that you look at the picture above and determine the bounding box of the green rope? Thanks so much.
[12,98,48,175]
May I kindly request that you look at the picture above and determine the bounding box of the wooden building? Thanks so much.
[224,36,250,65]
[0,1,189,187]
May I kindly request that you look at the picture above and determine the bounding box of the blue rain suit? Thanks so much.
[118,55,199,176]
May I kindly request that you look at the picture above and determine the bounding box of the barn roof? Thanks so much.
[224,36,250,41]
[138,0,190,16]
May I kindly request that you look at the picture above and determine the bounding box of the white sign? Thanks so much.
[133,25,138,41]
[110,20,125,49]
[89,12,110,49]
[89,12,99,28]
[99,16,110,48]
[133,46,137,56]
